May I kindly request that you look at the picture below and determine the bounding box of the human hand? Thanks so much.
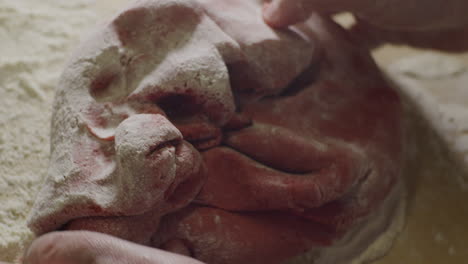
[263,0,468,30]
[23,231,204,264]
[263,0,468,51]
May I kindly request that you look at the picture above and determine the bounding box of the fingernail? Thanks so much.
[262,2,283,27]
[262,2,275,22]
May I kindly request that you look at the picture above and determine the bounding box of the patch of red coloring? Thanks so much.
[71,137,114,183]
[89,71,117,98]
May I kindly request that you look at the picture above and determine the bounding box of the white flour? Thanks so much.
[0,0,96,261]
[388,53,468,188]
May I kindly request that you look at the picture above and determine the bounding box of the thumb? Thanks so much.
[24,231,204,264]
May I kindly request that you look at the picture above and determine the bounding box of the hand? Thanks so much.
[23,231,204,264]
[263,0,468,30]
[263,0,468,51]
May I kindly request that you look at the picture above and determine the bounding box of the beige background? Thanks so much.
[372,50,468,263]
[91,1,468,263]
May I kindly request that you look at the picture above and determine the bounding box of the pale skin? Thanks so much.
[263,0,468,30]
[12,231,204,264]
[6,1,468,264]
[263,0,468,51]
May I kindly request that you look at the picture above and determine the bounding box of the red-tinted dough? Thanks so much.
[28,0,402,263]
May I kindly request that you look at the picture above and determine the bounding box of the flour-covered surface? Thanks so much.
[0,0,97,261]
[371,53,468,264]
[388,53,468,187]
[371,92,468,264]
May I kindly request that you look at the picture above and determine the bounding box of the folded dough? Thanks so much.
[28,0,403,263]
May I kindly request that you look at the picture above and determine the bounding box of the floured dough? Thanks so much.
[27,1,404,263]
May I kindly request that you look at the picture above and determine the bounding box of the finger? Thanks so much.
[263,0,361,27]
[24,231,204,264]
[24,232,96,264]
[349,19,468,52]
[263,0,310,28]
[346,19,386,50]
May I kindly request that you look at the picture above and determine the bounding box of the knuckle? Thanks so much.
[29,232,68,262]
[26,231,97,264]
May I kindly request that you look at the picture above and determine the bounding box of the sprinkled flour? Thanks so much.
[0,0,97,261]
[388,53,468,188]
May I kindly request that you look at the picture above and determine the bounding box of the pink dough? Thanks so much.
[27,0,403,263]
